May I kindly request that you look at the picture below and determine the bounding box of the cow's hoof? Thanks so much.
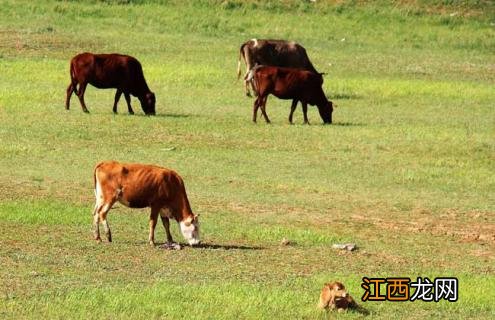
[161,242,181,250]
[83,109,90,114]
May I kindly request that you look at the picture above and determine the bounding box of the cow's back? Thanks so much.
[247,39,317,73]
[95,161,182,208]
[71,53,145,90]
[92,54,138,89]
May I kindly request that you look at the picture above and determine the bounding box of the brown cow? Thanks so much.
[237,39,319,97]
[248,65,333,124]
[65,53,156,115]
[92,161,200,246]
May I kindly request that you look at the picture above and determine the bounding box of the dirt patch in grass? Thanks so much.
[0,29,103,58]
[351,209,495,247]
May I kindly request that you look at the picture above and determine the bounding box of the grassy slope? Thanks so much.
[0,0,494,318]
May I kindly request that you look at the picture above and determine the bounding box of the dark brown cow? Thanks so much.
[248,65,333,124]
[65,53,156,115]
[92,161,200,246]
[237,39,318,96]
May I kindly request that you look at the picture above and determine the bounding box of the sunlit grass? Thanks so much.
[0,0,494,319]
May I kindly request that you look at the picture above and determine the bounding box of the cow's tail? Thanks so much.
[246,65,259,96]
[93,163,101,197]
[237,43,245,80]
[91,164,99,216]
[70,61,79,95]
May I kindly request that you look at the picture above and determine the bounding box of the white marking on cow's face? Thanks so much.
[179,215,200,246]
[251,38,258,47]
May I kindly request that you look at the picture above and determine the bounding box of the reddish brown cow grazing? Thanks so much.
[248,65,333,124]
[92,161,200,246]
[65,53,156,115]
[237,39,318,97]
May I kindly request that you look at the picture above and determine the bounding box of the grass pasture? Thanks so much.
[1,0,494,318]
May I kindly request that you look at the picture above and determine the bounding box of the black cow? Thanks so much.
[237,39,318,97]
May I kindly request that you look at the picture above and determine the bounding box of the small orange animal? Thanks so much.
[318,281,358,311]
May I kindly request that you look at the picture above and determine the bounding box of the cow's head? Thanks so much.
[179,214,200,246]
[140,92,156,115]
[318,100,333,124]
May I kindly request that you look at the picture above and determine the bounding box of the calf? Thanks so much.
[318,281,358,312]
[65,53,156,115]
[92,161,200,246]
[248,65,333,124]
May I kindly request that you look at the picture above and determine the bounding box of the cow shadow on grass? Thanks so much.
[328,93,361,100]
[117,241,262,250]
[132,113,192,118]
[193,243,264,250]
[155,113,192,119]
[331,121,365,127]
[307,122,364,127]
[152,242,264,250]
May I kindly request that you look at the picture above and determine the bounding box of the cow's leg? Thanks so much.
[302,102,310,125]
[65,83,75,110]
[260,96,271,124]
[244,79,252,97]
[93,171,117,243]
[113,89,122,114]
[149,207,160,246]
[252,96,261,123]
[97,201,114,242]
[288,99,298,124]
[159,211,174,244]
[77,82,89,113]
[124,93,134,115]
[101,214,112,243]
[92,204,101,242]
[93,201,113,242]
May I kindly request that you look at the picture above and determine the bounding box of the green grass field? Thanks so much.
[1,0,494,318]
